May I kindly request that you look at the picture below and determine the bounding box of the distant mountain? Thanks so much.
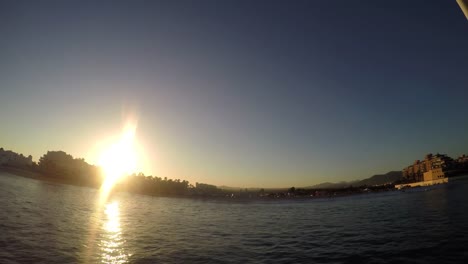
[308,171,403,189]
[356,171,403,186]
[217,171,404,191]
[307,181,359,189]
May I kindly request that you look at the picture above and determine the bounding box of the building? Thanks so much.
[457,154,468,165]
[423,167,445,181]
[0,148,33,167]
[402,153,454,182]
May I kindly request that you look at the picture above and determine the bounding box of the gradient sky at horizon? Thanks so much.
[1,0,468,188]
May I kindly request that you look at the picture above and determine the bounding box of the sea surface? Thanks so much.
[1,172,468,264]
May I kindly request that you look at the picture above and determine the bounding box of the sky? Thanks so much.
[1,0,468,188]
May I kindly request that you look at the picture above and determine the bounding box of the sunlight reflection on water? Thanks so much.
[100,202,130,264]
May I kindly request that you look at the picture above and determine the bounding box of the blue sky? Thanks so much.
[1,0,467,187]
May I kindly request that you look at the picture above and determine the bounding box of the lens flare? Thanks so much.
[85,118,140,263]
[99,122,139,195]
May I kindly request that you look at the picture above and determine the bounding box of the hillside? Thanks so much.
[308,171,403,189]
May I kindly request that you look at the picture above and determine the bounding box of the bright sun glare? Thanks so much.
[84,121,141,263]
[99,123,139,191]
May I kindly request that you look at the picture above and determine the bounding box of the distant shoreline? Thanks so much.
[3,165,466,201]
[0,166,87,187]
[0,166,393,200]
[0,166,42,179]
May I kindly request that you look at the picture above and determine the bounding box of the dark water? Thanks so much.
[1,172,468,263]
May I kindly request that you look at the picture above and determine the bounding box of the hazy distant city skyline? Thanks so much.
[1,0,467,187]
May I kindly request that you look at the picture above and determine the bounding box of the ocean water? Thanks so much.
[1,172,468,264]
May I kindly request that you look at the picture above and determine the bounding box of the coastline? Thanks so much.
[2,165,465,201]
[0,166,42,179]
[0,166,90,187]
[0,166,393,200]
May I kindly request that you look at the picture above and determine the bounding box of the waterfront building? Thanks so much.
[423,167,445,181]
[0,148,33,167]
[457,154,468,164]
[402,153,454,182]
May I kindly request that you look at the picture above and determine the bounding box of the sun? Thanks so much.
[98,123,139,191]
